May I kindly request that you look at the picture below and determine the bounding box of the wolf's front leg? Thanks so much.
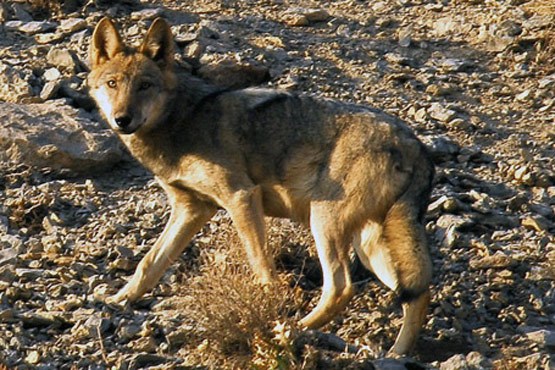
[107,190,216,305]
[226,186,276,283]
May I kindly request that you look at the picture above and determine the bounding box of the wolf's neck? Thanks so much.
[170,72,222,118]
[119,73,223,178]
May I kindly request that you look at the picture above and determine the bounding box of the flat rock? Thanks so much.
[282,8,329,26]
[0,100,123,173]
[131,8,165,21]
[428,102,458,122]
[5,20,57,35]
[59,18,87,33]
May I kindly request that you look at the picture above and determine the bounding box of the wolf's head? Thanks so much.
[88,17,177,135]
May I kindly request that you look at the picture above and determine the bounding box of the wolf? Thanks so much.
[88,17,435,355]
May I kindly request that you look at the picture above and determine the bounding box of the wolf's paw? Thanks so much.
[104,290,130,308]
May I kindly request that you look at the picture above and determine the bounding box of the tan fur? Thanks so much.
[88,17,435,356]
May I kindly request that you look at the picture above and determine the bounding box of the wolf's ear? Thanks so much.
[90,17,123,67]
[140,18,174,67]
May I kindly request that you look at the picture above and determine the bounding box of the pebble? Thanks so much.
[522,215,552,232]
[428,103,458,123]
[43,67,62,81]
[40,80,62,101]
[25,350,41,365]
[0,2,553,369]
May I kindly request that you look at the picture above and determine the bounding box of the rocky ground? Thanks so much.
[0,0,554,369]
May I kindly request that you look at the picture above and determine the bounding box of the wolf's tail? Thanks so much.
[355,141,434,300]
[383,142,434,300]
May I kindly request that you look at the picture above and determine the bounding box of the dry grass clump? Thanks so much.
[180,243,305,369]
[524,0,555,70]
[26,0,63,15]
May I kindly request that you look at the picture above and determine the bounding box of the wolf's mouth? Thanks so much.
[115,124,139,135]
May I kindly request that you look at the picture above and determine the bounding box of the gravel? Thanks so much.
[0,0,554,369]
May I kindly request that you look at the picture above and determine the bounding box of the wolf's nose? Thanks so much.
[115,115,132,128]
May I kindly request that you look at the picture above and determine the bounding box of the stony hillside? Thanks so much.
[0,0,554,369]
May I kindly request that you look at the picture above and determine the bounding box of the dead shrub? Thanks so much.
[524,0,555,70]
[26,0,62,15]
[179,243,304,369]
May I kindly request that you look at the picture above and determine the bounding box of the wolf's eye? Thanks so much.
[139,81,152,90]
[107,80,117,88]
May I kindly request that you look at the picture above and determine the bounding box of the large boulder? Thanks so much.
[0,100,123,173]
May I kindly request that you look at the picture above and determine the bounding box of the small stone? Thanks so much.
[166,328,189,349]
[384,52,414,66]
[513,165,529,181]
[526,329,555,349]
[35,32,65,45]
[539,74,555,89]
[426,84,454,97]
[73,316,111,339]
[428,103,457,122]
[184,41,203,60]
[470,251,514,270]
[109,258,135,271]
[43,67,62,81]
[398,27,412,47]
[47,48,80,71]
[436,58,475,73]
[0,248,18,267]
[0,215,8,234]
[283,14,309,27]
[118,322,142,341]
[130,336,158,353]
[40,81,61,101]
[302,8,330,22]
[128,353,168,368]
[131,8,164,21]
[440,354,468,370]
[522,215,552,232]
[448,118,471,131]
[414,107,428,122]
[0,309,15,322]
[25,350,40,365]
[516,89,531,101]
[283,8,329,26]
[59,18,87,33]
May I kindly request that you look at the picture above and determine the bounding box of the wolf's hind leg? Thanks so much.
[299,206,354,329]
[108,189,216,304]
[354,203,432,355]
